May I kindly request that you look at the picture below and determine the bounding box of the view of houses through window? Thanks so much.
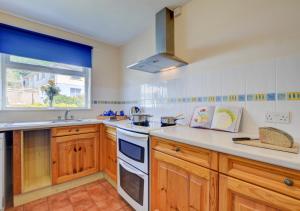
[1,54,91,109]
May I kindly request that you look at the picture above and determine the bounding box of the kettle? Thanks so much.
[130,106,141,116]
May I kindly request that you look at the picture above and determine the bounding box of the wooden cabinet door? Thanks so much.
[104,133,117,182]
[219,174,300,211]
[151,150,218,211]
[77,133,99,175]
[52,137,77,184]
[52,133,99,184]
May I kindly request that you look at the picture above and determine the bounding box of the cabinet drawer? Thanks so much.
[151,136,218,170]
[52,124,98,137]
[219,153,300,200]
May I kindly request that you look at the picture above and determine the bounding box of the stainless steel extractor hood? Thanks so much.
[127,7,188,73]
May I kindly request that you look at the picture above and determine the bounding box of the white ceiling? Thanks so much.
[0,0,189,46]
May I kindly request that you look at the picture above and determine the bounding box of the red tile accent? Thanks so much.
[6,179,134,211]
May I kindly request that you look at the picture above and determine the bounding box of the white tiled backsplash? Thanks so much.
[121,53,300,138]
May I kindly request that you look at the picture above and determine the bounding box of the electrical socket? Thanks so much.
[265,112,291,124]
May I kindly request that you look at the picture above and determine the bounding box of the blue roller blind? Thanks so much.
[0,23,93,68]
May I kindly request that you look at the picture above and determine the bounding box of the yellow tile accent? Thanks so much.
[191,97,197,102]
[229,95,237,101]
[287,92,300,101]
[255,93,266,101]
[208,96,216,102]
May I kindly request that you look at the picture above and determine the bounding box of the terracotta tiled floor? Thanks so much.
[6,180,134,211]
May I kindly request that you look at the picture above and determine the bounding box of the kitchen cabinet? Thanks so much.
[12,124,102,207]
[13,130,51,194]
[151,137,218,211]
[219,174,300,211]
[219,153,300,211]
[151,136,300,211]
[51,125,99,184]
[103,126,117,182]
[219,153,300,200]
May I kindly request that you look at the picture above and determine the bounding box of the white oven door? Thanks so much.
[117,128,148,174]
[117,159,148,211]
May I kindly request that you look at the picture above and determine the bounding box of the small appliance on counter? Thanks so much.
[131,114,153,126]
[161,114,184,127]
[128,106,154,126]
[233,127,299,154]
[129,106,141,116]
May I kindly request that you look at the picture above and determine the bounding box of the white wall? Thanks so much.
[120,0,300,138]
[0,11,122,122]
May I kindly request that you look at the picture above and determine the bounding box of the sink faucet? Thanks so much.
[64,110,71,120]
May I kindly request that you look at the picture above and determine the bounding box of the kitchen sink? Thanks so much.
[51,119,83,123]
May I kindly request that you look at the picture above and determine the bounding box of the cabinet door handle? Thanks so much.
[52,161,56,165]
[74,147,77,152]
[283,178,294,186]
[69,129,72,132]
[73,168,77,174]
[76,129,79,132]
[78,147,82,151]
[174,147,181,152]
[160,187,167,192]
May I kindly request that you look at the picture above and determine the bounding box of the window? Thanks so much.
[70,88,82,97]
[0,23,92,110]
[1,54,91,109]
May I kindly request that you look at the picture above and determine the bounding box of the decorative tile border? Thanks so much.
[287,92,300,101]
[93,91,300,105]
[92,100,138,105]
[277,93,286,101]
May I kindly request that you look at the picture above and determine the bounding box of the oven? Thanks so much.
[117,128,149,211]
[117,160,148,210]
[117,128,148,173]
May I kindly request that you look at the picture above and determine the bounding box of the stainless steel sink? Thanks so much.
[51,119,83,123]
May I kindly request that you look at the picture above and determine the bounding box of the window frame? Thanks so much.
[0,54,92,110]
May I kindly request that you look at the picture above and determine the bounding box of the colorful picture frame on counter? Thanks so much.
[211,105,243,132]
[190,105,243,132]
[190,106,215,129]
